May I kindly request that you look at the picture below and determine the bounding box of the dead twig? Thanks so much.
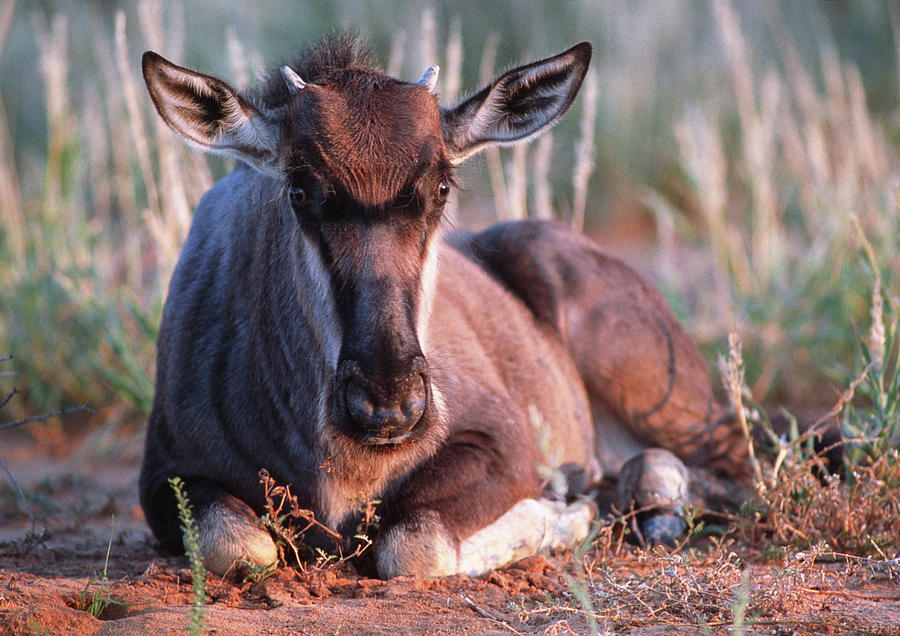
[0,356,94,535]
[256,469,373,574]
[460,594,524,635]
[0,453,36,532]
[0,401,95,430]
[0,386,16,411]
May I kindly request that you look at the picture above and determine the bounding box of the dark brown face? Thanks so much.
[142,40,592,442]
[281,70,454,444]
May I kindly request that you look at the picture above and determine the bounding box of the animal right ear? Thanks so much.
[142,51,280,175]
[441,42,592,163]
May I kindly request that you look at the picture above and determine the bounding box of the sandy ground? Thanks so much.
[2,426,900,635]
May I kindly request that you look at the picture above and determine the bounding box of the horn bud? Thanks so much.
[280,65,307,95]
[416,65,440,94]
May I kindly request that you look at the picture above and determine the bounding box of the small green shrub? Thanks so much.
[76,515,142,619]
[77,516,115,617]
[168,477,207,636]
[841,219,900,468]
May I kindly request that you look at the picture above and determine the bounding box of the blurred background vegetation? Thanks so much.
[0,0,898,431]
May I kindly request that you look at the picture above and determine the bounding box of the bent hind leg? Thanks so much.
[463,220,749,528]
[464,219,747,478]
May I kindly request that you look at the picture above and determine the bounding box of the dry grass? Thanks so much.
[255,469,374,576]
[664,0,900,405]
[739,452,900,559]
[510,486,900,634]
[543,539,896,634]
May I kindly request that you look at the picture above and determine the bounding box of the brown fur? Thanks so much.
[139,36,747,578]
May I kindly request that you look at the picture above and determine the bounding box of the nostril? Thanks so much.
[402,374,427,422]
[345,379,375,428]
[342,372,429,437]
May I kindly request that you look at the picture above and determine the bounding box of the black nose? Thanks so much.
[344,373,427,438]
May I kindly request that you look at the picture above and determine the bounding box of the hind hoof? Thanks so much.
[616,448,691,546]
[639,512,688,546]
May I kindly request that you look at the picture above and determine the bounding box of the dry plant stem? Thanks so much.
[442,17,462,103]
[138,0,193,244]
[0,356,32,531]
[852,215,886,374]
[1,355,94,533]
[258,469,375,572]
[442,18,463,222]
[226,26,250,90]
[0,1,25,272]
[532,134,554,219]
[461,594,524,635]
[0,386,16,412]
[0,3,13,72]
[722,332,765,492]
[0,454,34,532]
[570,69,598,231]
[0,402,94,431]
[713,0,779,286]
[386,30,405,78]
[770,362,871,483]
[506,145,528,219]
[478,34,510,221]
[114,12,161,224]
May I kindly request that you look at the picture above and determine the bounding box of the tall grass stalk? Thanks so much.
[571,69,598,231]
[0,1,24,273]
[719,332,765,493]
[668,0,899,404]
[841,218,900,467]
[478,33,509,221]
[169,477,207,636]
[531,134,554,220]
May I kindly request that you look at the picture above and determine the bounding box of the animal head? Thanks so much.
[142,36,591,446]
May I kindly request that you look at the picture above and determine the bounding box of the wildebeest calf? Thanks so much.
[139,35,748,578]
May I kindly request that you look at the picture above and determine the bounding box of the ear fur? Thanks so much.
[441,42,592,163]
[142,51,280,175]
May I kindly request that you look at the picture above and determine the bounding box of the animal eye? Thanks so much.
[435,181,451,204]
[288,186,307,210]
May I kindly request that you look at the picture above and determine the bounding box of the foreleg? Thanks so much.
[376,440,594,578]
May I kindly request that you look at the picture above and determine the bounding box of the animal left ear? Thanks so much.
[441,42,592,163]
[142,51,281,176]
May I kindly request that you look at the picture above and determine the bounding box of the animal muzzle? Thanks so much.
[338,357,429,442]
